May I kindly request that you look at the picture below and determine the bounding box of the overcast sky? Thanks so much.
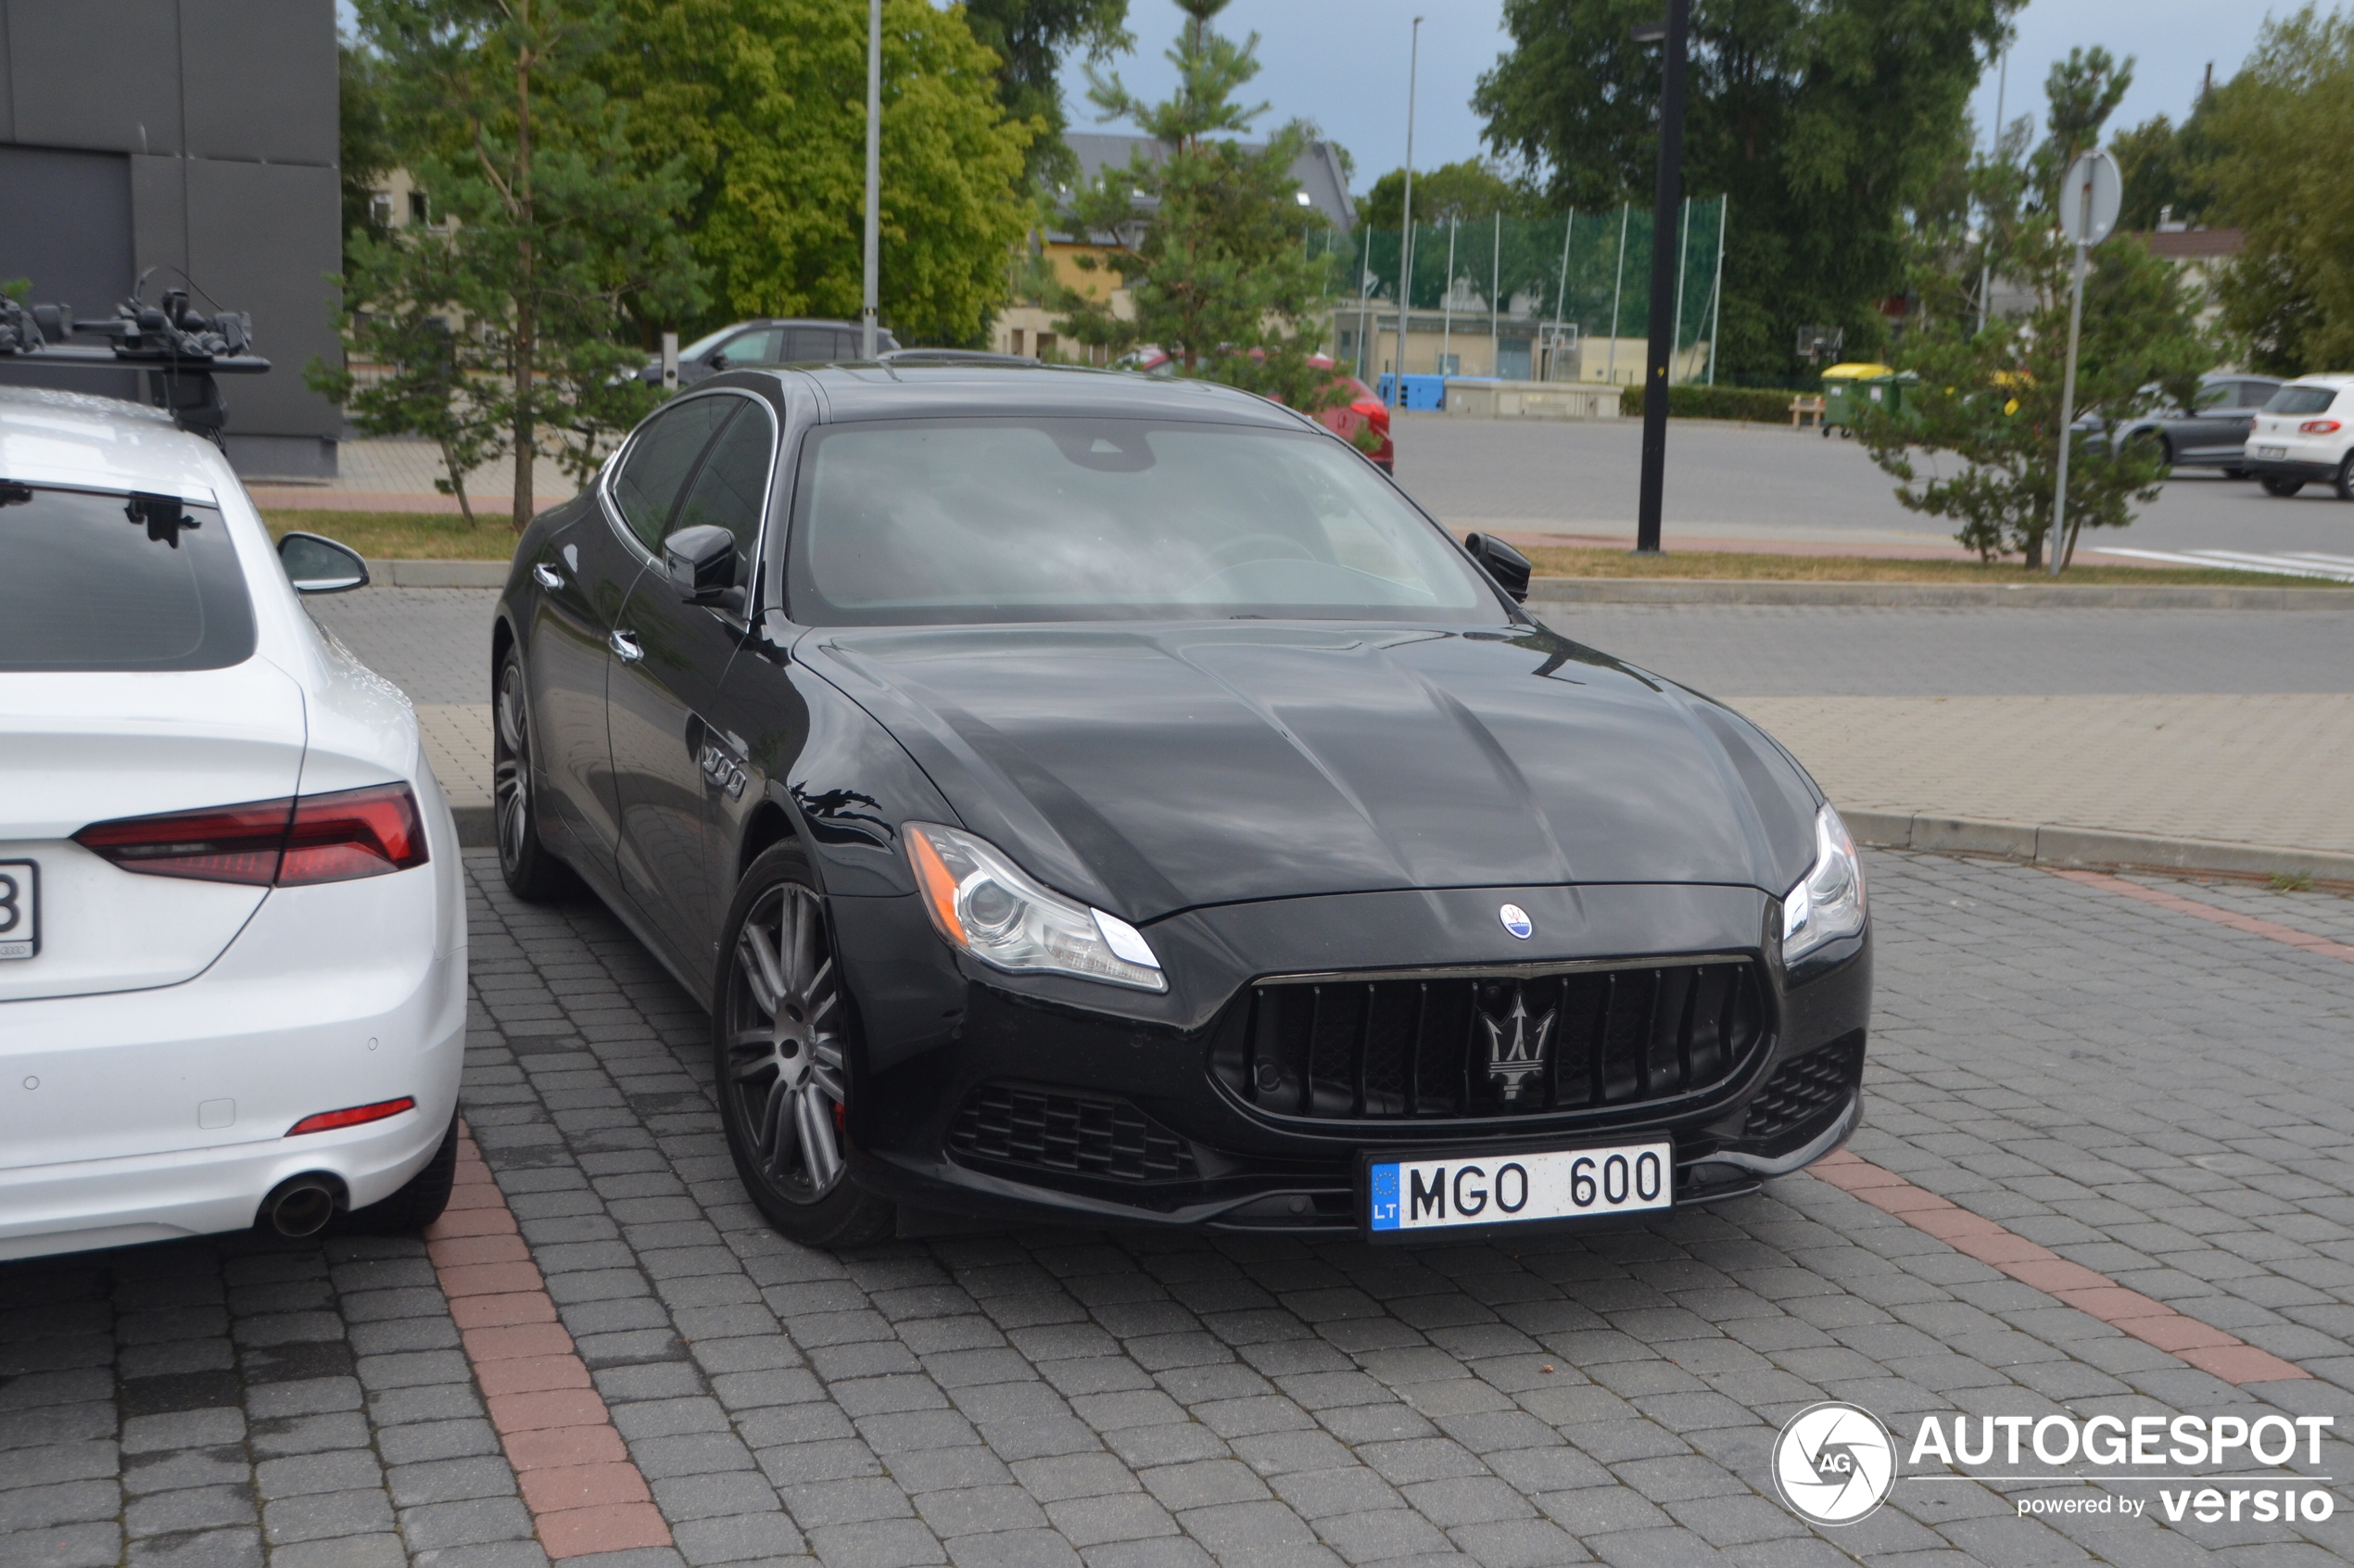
[1063,0,2290,194]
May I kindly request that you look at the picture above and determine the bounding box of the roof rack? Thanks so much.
[0,274,270,443]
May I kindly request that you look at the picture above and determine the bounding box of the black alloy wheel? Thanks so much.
[494,646,578,901]
[2129,432,2172,477]
[2260,476,2306,498]
[715,842,895,1247]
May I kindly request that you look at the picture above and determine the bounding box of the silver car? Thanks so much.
[2110,372,2284,475]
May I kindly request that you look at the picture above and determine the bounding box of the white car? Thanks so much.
[0,386,466,1261]
[2245,373,2354,499]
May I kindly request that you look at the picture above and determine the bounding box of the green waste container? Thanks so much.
[1817,362,1892,437]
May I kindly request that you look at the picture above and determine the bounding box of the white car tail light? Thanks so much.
[286,1095,417,1135]
[2299,419,2342,435]
[75,783,429,886]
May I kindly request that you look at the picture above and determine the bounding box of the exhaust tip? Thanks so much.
[262,1175,341,1238]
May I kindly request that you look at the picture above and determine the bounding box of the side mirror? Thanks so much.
[1462,532,1531,603]
[706,352,729,372]
[664,524,740,606]
[279,531,370,594]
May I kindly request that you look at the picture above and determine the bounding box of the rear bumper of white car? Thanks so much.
[0,862,466,1262]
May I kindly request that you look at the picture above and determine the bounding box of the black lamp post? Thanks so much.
[1633,0,1690,556]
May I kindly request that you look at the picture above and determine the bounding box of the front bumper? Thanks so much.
[832,881,1871,1235]
[0,865,467,1261]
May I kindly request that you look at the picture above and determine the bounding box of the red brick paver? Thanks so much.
[1811,1148,2310,1385]
[427,1125,673,1560]
[2053,867,2354,965]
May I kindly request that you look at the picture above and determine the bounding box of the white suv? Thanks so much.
[2245,374,2354,499]
[0,386,466,1260]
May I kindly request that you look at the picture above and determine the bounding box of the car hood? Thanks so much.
[803,622,1822,923]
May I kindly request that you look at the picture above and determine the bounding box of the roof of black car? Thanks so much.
[778,362,1305,429]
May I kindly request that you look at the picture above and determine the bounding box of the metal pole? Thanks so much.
[1979,50,2006,335]
[1440,216,1456,374]
[1704,195,1726,386]
[1669,196,1690,386]
[1607,204,1627,384]
[2050,238,2090,576]
[1551,209,1575,382]
[861,0,880,358]
[1490,211,1500,378]
[1635,0,1690,554]
[1394,16,1421,408]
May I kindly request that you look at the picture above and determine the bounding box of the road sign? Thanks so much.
[2059,151,2121,247]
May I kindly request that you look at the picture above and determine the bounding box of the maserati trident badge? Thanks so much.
[1481,990,1555,1104]
[1499,903,1533,940]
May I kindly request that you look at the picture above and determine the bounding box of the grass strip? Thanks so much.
[263,510,523,562]
[1523,545,2333,589]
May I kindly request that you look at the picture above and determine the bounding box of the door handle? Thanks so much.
[609,629,644,663]
[534,563,564,590]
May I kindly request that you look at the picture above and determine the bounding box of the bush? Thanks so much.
[1616,384,1813,422]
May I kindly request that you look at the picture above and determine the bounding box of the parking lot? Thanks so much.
[8,576,2354,1568]
[6,763,2354,1563]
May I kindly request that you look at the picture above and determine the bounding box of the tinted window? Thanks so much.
[0,488,255,671]
[669,401,775,560]
[2194,383,2234,411]
[611,397,735,550]
[2242,381,2280,407]
[784,328,841,362]
[787,418,1498,627]
[2266,385,2339,416]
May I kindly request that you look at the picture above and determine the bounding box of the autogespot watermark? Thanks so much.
[1771,1404,2338,1529]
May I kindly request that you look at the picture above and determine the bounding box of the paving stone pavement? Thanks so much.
[8,849,2353,1567]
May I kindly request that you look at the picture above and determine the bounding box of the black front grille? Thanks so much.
[1217,960,1767,1121]
[1740,1034,1864,1149]
[946,1084,1198,1182]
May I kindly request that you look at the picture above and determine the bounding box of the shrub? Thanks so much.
[1616,384,1814,421]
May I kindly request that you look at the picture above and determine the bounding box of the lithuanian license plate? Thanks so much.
[0,861,37,960]
[2258,445,2286,459]
[1367,1139,1672,1235]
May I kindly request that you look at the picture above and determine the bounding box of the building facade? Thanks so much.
[0,0,343,477]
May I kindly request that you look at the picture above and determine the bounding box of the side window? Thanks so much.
[719,328,783,366]
[611,398,735,550]
[2194,384,2234,411]
[784,327,838,362]
[669,401,776,564]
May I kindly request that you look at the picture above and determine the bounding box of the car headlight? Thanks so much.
[904,822,1166,993]
[1781,803,1867,965]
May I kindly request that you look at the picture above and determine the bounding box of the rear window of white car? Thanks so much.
[2265,385,2340,416]
[0,486,256,671]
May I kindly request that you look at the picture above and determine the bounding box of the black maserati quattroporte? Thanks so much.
[492,364,1872,1246]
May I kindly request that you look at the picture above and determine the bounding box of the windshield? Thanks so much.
[0,487,255,671]
[786,417,1501,626]
[2266,385,2339,416]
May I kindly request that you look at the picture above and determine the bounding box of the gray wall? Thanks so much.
[0,0,342,476]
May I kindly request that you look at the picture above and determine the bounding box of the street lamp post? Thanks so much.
[861,0,881,360]
[1393,17,1422,408]
[1633,0,1690,555]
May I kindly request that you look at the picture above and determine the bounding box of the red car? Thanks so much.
[1113,348,1394,474]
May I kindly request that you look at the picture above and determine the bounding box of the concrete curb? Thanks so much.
[369,560,512,588]
[1527,578,2354,609]
[1843,809,2354,889]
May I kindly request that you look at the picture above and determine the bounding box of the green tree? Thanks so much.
[354,0,707,524]
[307,231,511,525]
[2205,7,2354,374]
[965,0,1133,187]
[1051,0,1339,410]
[1861,54,2211,571]
[2111,94,2225,233]
[1357,158,1530,232]
[1475,0,2017,383]
[339,44,397,270]
[593,0,1034,348]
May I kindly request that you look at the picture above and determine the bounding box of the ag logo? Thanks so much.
[1772,1401,1894,1526]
